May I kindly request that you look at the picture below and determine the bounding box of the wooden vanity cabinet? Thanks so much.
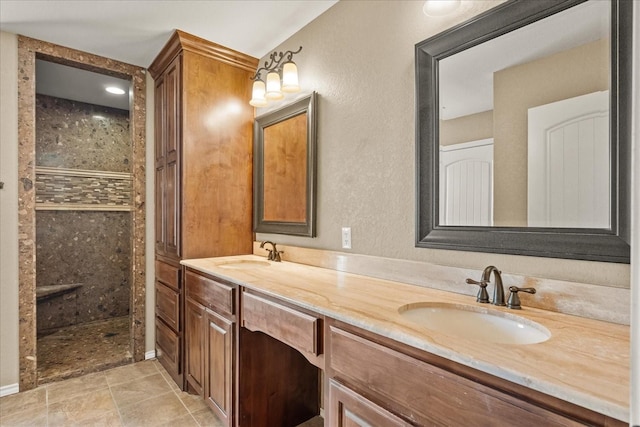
[154,260,182,385]
[184,268,237,426]
[174,263,627,427]
[326,320,626,427]
[149,29,257,390]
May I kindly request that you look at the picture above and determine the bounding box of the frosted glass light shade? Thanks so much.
[423,0,460,16]
[265,71,284,100]
[281,61,300,93]
[249,80,268,107]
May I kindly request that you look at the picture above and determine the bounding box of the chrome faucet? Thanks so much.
[466,265,506,306]
[259,241,283,262]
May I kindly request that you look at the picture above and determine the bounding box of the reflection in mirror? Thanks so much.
[263,112,308,222]
[254,92,317,237]
[415,0,631,262]
[437,0,610,228]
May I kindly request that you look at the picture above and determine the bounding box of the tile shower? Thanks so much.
[35,93,133,383]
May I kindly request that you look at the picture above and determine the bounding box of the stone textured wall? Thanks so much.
[36,95,131,172]
[35,94,131,333]
[36,211,131,332]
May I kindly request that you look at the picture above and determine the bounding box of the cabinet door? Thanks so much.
[154,55,181,258]
[185,298,205,396]
[164,56,181,258]
[328,380,409,427]
[154,75,167,254]
[205,309,234,426]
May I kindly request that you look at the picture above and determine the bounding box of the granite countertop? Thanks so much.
[180,255,630,422]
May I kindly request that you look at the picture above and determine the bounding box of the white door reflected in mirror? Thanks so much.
[439,139,493,226]
[527,91,610,228]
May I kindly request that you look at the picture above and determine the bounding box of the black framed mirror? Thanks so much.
[254,92,317,237]
[415,0,631,263]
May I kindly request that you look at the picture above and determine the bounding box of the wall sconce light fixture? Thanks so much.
[250,46,302,107]
[423,0,461,16]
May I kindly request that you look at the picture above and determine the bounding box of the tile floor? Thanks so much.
[37,316,132,385]
[1,360,224,426]
[1,360,325,427]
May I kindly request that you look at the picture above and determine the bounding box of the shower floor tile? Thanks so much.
[37,316,132,385]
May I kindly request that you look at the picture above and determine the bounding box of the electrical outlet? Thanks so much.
[341,227,352,249]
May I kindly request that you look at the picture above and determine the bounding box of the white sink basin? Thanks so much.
[398,302,550,345]
[218,260,271,270]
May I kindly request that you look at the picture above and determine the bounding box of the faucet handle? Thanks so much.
[506,286,536,310]
[466,278,490,303]
[273,249,284,262]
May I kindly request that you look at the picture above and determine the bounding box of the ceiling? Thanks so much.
[3,1,608,116]
[0,0,337,109]
[0,1,337,67]
[36,59,132,110]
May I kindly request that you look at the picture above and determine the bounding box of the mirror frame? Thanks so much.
[415,0,631,263]
[254,92,317,237]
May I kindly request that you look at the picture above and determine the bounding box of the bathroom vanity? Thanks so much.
[180,255,629,427]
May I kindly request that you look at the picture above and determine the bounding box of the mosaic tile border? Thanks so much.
[35,167,133,210]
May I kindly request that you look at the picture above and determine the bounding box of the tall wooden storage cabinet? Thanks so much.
[149,30,257,388]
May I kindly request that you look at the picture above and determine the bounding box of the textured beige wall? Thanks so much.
[493,38,609,226]
[255,1,629,288]
[440,110,493,147]
[0,31,20,390]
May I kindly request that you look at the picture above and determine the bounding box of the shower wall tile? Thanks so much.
[36,211,131,332]
[35,93,132,333]
[36,94,131,173]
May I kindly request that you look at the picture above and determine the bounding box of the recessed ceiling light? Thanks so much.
[423,0,460,16]
[105,86,125,95]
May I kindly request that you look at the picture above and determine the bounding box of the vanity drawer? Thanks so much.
[155,280,180,331]
[328,379,410,427]
[241,291,322,358]
[156,318,181,382]
[328,325,584,427]
[156,260,180,291]
[185,269,235,317]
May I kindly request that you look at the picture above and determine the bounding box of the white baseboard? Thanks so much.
[145,350,156,360]
[0,383,19,397]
